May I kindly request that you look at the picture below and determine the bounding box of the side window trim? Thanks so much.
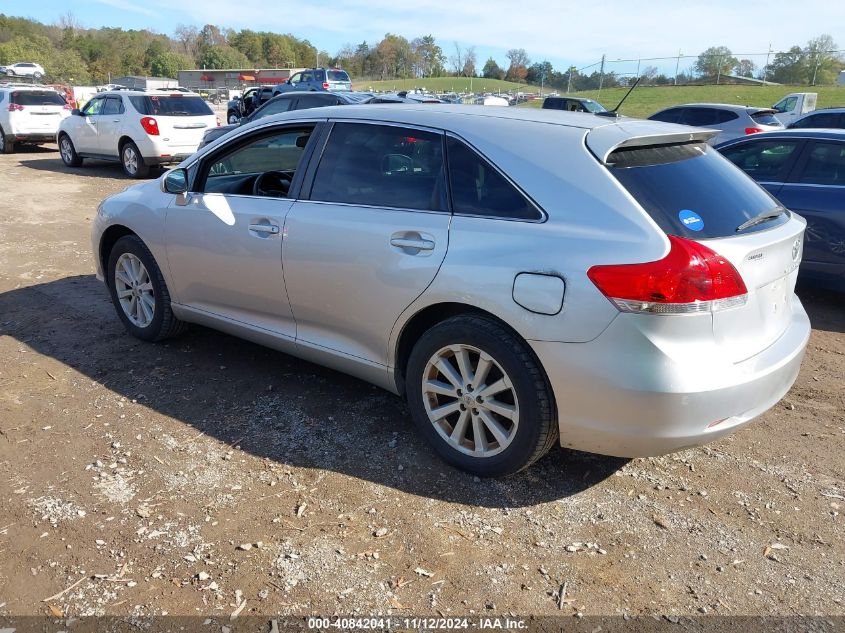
[299,119,450,214]
[444,132,547,222]
[192,120,326,197]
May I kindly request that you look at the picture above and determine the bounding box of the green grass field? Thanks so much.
[352,76,539,94]
[518,85,845,118]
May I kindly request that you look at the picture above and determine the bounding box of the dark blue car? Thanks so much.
[717,129,845,291]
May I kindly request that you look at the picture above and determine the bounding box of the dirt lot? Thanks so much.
[0,145,843,620]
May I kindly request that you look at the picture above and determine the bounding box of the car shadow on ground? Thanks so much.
[798,282,845,335]
[0,275,631,508]
[18,157,164,180]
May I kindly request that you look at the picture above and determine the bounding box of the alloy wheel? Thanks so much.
[123,145,138,175]
[60,138,73,163]
[114,253,155,328]
[421,344,519,458]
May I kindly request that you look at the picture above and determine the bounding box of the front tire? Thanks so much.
[120,141,150,178]
[59,134,83,167]
[227,111,239,124]
[406,315,558,477]
[107,235,185,341]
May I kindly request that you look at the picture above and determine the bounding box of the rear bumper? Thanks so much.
[144,154,193,166]
[530,297,810,458]
[7,132,56,143]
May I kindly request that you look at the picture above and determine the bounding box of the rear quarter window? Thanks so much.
[608,142,788,238]
[129,95,212,116]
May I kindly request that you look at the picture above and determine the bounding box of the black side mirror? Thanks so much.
[71,108,82,116]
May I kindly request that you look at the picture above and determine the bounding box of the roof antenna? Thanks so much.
[596,76,641,118]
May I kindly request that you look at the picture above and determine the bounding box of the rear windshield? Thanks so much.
[129,95,212,116]
[582,100,606,113]
[328,70,350,82]
[608,142,789,238]
[750,110,781,126]
[11,91,66,106]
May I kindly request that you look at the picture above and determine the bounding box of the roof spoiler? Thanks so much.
[586,123,718,164]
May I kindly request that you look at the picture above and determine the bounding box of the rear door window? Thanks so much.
[719,140,801,182]
[310,123,447,211]
[791,112,842,129]
[446,136,541,220]
[294,94,335,110]
[796,142,845,185]
[608,142,788,238]
[129,95,212,116]
[682,108,723,127]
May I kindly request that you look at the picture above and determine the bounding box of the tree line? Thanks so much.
[0,14,842,88]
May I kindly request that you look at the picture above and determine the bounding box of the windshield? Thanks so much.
[608,142,789,238]
[11,91,66,106]
[129,95,213,116]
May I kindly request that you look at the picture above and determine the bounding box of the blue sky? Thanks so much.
[5,0,844,75]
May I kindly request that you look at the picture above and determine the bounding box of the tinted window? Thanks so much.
[11,91,66,106]
[129,95,212,116]
[649,108,683,124]
[102,97,124,115]
[311,123,446,211]
[254,97,294,119]
[204,128,313,193]
[82,97,104,116]
[543,98,565,110]
[750,111,781,126]
[609,142,787,238]
[683,108,724,127]
[295,94,336,110]
[797,142,845,185]
[791,112,843,129]
[328,70,350,82]
[447,136,540,220]
[720,140,800,182]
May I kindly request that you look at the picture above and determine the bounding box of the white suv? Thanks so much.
[0,85,70,154]
[57,90,218,177]
[4,62,45,80]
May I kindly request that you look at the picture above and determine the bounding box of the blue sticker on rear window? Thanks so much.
[678,209,704,231]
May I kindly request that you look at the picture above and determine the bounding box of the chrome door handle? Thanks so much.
[249,223,280,234]
[390,237,435,250]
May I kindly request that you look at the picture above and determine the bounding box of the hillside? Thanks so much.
[352,76,541,94]
[519,85,845,118]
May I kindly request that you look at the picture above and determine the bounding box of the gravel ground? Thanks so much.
[0,145,843,620]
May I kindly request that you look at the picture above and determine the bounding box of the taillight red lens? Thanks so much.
[587,235,748,314]
[745,127,764,135]
[322,82,330,90]
[8,103,24,112]
[140,117,159,136]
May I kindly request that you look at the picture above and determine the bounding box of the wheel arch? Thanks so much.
[117,135,135,153]
[392,302,539,396]
[99,224,138,276]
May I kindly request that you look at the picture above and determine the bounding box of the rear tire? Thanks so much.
[59,134,83,167]
[33,72,43,80]
[227,111,239,124]
[107,235,185,342]
[0,127,14,154]
[405,314,558,477]
[120,141,149,178]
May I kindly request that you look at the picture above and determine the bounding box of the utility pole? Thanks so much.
[762,44,772,84]
[566,66,573,93]
[598,54,606,91]
[716,55,722,85]
[674,50,682,85]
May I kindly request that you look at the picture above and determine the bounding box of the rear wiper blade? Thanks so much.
[736,207,785,232]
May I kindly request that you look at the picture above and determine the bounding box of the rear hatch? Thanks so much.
[9,90,68,133]
[129,94,216,153]
[748,108,785,131]
[602,139,804,362]
[326,69,352,91]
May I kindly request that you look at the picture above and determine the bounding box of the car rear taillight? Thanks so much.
[322,82,330,90]
[140,117,160,136]
[8,103,24,112]
[745,127,764,135]
[587,235,748,314]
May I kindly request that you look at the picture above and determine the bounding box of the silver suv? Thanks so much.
[649,103,784,144]
[273,68,352,95]
[91,106,809,476]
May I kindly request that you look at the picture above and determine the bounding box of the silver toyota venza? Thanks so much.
[92,105,810,476]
